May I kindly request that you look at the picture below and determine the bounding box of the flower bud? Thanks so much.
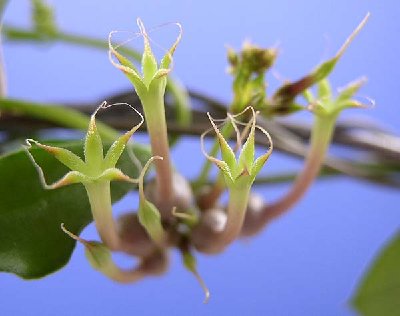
[117,212,158,258]
[191,208,228,253]
[145,171,194,213]
[109,18,182,98]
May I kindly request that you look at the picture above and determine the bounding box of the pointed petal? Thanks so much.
[200,124,234,183]
[137,18,158,86]
[103,104,144,168]
[84,103,104,172]
[97,167,139,183]
[207,112,237,173]
[25,139,86,173]
[251,124,273,178]
[182,250,210,304]
[160,22,182,70]
[108,31,147,96]
[317,79,332,100]
[237,108,256,176]
[152,68,171,80]
[61,224,121,281]
[336,77,367,105]
[137,156,166,247]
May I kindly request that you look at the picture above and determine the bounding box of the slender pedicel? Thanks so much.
[192,107,273,253]
[109,19,182,217]
[241,78,369,236]
[25,102,144,250]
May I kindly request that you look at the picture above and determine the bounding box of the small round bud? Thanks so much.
[117,212,158,257]
[240,193,266,237]
[145,172,194,214]
[191,208,228,254]
[242,43,277,74]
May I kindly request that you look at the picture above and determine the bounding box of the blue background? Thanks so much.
[1,1,399,315]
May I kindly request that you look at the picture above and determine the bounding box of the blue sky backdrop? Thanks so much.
[1,1,399,315]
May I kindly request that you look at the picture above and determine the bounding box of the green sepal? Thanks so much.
[84,108,104,173]
[109,43,147,96]
[137,19,158,86]
[251,151,272,180]
[26,139,86,173]
[317,79,332,100]
[208,115,236,173]
[137,156,166,246]
[181,249,210,303]
[103,109,144,169]
[45,170,88,189]
[152,69,170,81]
[84,241,114,273]
[96,167,137,183]
[138,199,165,246]
[159,22,182,69]
[335,77,367,106]
[303,89,315,104]
[237,114,256,177]
[60,224,120,280]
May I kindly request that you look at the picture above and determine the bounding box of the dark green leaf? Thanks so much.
[352,232,400,316]
[0,141,150,279]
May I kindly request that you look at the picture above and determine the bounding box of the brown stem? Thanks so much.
[244,116,336,236]
[193,186,250,254]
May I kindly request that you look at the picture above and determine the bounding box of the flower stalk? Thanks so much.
[25,102,144,250]
[193,107,273,253]
[84,181,120,250]
[109,19,182,217]
[242,78,369,236]
[140,90,174,209]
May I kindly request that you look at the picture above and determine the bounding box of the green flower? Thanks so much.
[108,18,182,102]
[201,106,273,190]
[25,102,143,188]
[304,77,370,118]
[25,102,143,249]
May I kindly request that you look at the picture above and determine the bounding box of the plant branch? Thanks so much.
[1,95,399,189]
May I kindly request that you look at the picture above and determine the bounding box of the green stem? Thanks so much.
[0,98,118,141]
[85,181,120,250]
[2,26,191,126]
[141,92,174,214]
